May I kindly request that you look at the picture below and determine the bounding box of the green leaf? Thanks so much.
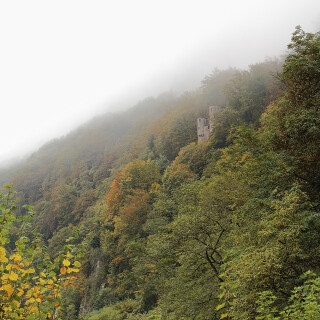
[218,292,225,299]
[216,303,225,311]
[74,261,81,267]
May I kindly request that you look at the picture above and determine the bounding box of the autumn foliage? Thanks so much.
[0,186,81,320]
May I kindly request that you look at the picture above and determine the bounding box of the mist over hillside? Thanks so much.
[1,0,319,167]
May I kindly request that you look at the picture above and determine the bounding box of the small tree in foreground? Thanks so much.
[0,185,81,319]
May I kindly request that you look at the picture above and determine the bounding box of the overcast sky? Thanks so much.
[0,0,319,166]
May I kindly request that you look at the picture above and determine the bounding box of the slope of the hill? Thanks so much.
[80,28,320,320]
[0,53,286,319]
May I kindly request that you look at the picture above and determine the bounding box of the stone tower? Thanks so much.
[197,106,221,142]
[197,118,210,142]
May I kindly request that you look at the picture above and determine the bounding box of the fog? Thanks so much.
[0,0,319,167]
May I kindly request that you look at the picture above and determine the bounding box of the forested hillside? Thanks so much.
[1,27,320,319]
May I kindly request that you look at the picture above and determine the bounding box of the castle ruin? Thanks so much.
[197,106,221,142]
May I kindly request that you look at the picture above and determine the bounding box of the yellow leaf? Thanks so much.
[2,284,14,296]
[62,259,70,267]
[28,305,39,313]
[1,273,9,280]
[0,247,8,263]
[10,253,22,262]
[3,305,12,312]
[67,267,79,273]
[6,264,12,270]
[25,297,35,305]
[26,268,35,274]
[66,251,73,258]
[12,264,21,270]
[8,272,19,281]
[40,272,46,278]
[17,289,24,297]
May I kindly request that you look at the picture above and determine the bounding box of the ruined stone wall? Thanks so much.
[197,106,221,142]
[197,118,210,142]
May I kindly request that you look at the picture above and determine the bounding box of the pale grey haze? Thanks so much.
[0,0,319,166]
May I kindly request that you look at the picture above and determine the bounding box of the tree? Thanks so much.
[261,27,320,199]
[0,186,82,319]
[256,272,320,320]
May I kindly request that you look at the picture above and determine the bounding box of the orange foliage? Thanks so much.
[106,174,123,218]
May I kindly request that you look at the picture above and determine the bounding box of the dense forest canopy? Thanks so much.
[0,26,320,319]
